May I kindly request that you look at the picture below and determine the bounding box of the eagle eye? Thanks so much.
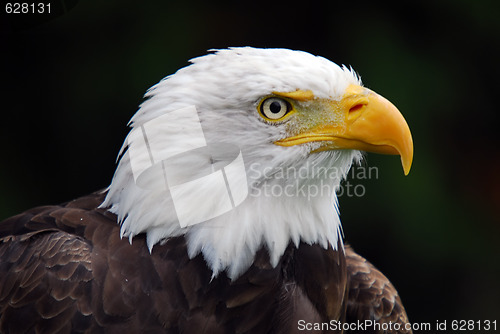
[259,97,292,121]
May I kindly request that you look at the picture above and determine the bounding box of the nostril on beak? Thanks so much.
[349,103,365,114]
[347,101,368,122]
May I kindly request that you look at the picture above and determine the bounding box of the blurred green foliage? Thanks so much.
[1,0,499,328]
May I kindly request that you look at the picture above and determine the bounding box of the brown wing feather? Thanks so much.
[0,226,93,333]
[0,191,351,333]
[2,191,411,333]
[0,195,102,334]
[345,245,412,334]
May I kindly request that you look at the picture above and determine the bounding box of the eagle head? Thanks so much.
[102,47,413,279]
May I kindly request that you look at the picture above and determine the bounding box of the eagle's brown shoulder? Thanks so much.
[0,192,109,333]
[0,192,351,333]
[344,245,412,334]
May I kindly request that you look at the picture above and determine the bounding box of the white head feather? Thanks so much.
[101,47,362,279]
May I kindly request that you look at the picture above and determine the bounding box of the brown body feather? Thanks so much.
[0,192,411,333]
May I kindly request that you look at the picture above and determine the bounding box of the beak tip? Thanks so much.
[401,153,413,176]
[400,128,413,176]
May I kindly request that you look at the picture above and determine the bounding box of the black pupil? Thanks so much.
[269,101,283,114]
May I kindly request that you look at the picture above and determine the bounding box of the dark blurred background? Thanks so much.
[1,0,499,331]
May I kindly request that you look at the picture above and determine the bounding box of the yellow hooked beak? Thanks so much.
[275,84,413,175]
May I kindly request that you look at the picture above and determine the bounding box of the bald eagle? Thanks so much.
[0,48,413,333]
